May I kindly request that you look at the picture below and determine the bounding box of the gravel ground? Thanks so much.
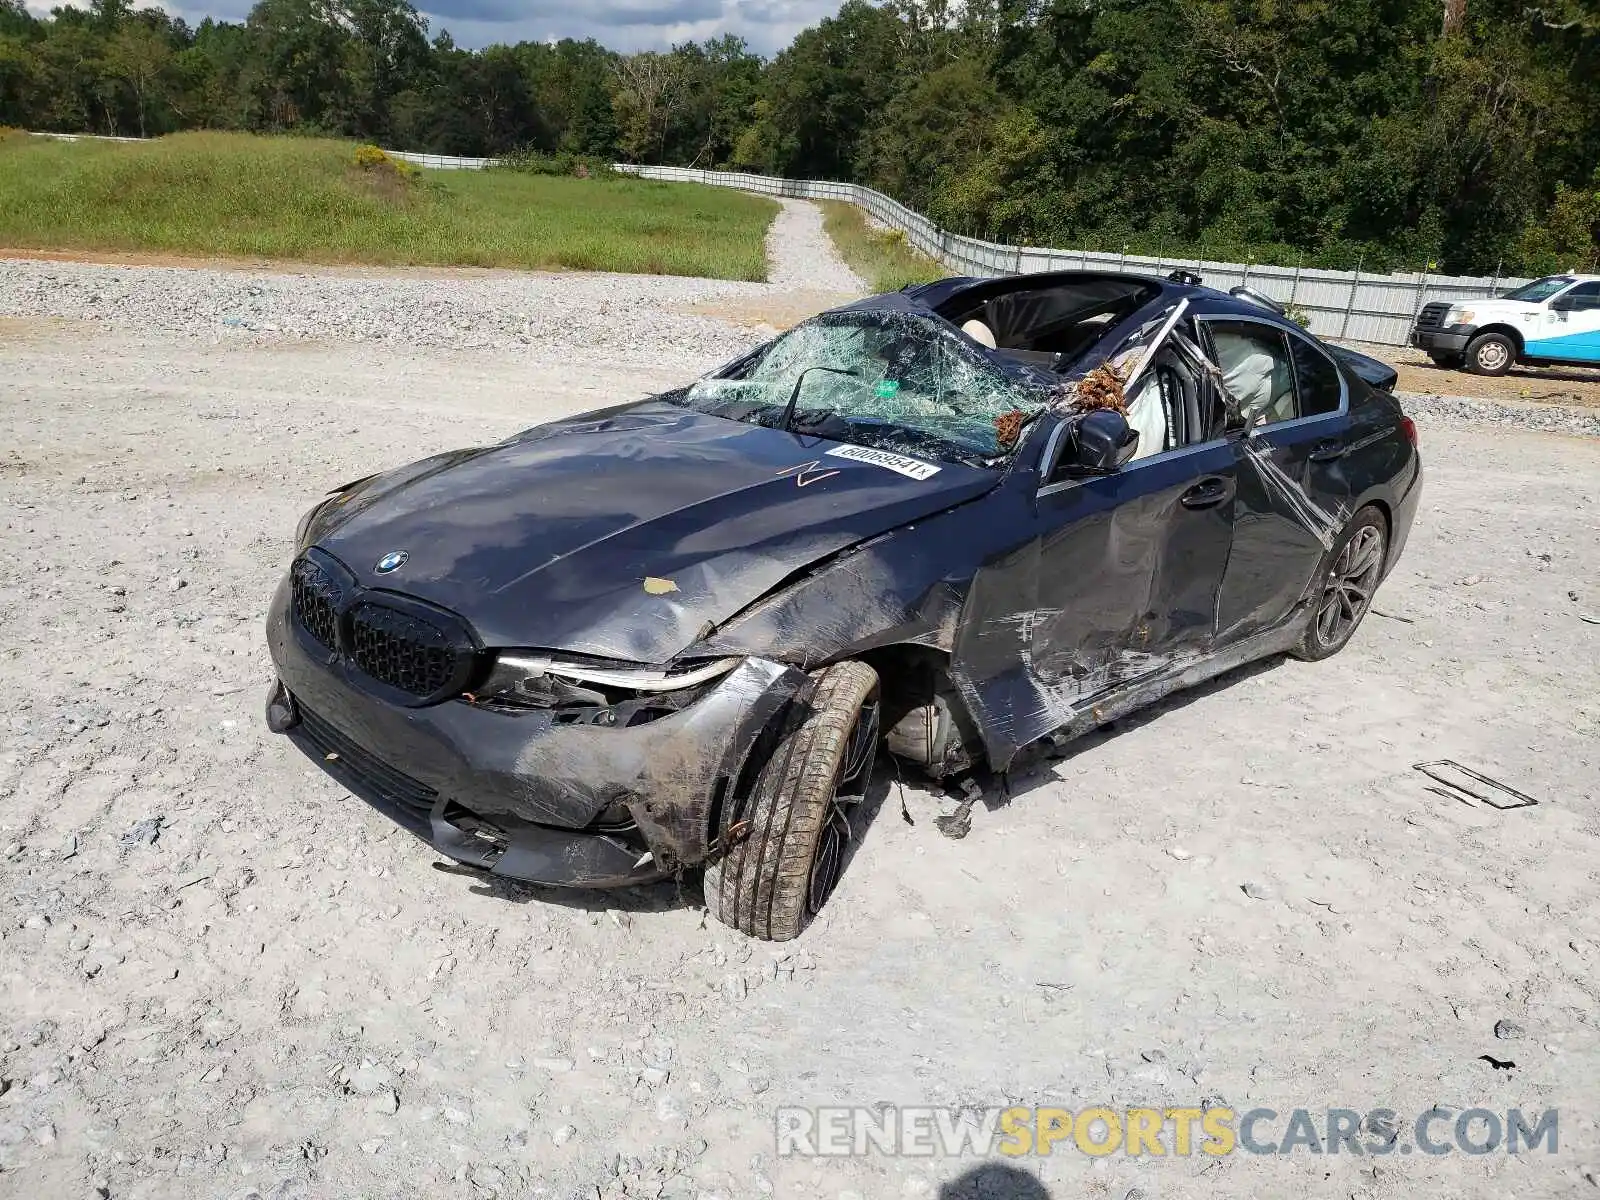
[1,211,1599,1200]
[0,198,863,373]
[1344,340,1600,411]
[1395,392,1600,438]
[0,259,762,370]
[765,199,867,294]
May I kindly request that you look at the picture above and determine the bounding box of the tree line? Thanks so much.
[2,0,1598,274]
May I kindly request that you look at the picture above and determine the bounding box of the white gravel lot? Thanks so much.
[0,199,863,369]
[1,205,1599,1200]
[0,259,763,367]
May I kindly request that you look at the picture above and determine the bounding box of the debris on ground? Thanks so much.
[119,816,164,847]
[934,778,984,839]
[1414,761,1539,810]
[1371,608,1415,623]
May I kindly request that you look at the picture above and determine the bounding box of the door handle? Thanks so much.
[1308,439,1346,462]
[1180,476,1232,510]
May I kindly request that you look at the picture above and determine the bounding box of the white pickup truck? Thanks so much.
[1410,274,1600,375]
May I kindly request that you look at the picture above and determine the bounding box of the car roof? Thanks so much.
[896,270,1306,327]
[817,269,1400,390]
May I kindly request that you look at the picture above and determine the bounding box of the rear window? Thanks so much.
[1289,336,1344,416]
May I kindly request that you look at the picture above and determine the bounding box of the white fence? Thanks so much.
[615,165,1528,347]
[27,131,146,144]
[27,133,1530,345]
[386,150,495,170]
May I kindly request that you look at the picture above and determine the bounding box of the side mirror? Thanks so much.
[1067,409,1139,474]
[1550,294,1579,312]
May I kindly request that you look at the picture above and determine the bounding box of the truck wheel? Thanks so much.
[703,661,880,941]
[1427,351,1463,369]
[1465,332,1514,376]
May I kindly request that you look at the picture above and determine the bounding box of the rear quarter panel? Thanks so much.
[1340,378,1422,574]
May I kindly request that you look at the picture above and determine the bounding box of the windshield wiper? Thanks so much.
[780,366,859,432]
[786,407,846,432]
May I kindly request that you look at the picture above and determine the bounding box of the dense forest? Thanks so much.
[2,0,1598,274]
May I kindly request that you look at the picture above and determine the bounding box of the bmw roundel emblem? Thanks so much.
[375,550,408,574]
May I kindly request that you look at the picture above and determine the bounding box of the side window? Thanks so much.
[1288,334,1344,417]
[1564,283,1600,310]
[1121,346,1181,461]
[1205,321,1297,426]
[1105,315,1229,463]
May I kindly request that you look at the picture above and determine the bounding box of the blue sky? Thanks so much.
[30,0,849,54]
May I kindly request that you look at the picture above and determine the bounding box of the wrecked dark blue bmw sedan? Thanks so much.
[265,271,1422,940]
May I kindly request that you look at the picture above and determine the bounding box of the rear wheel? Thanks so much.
[1292,506,1387,661]
[703,661,880,941]
[1465,331,1515,376]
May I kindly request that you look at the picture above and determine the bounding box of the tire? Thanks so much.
[1427,351,1463,369]
[703,660,880,941]
[1464,331,1515,376]
[1292,506,1388,661]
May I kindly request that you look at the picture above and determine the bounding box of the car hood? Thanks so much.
[1471,300,1541,319]
[309,402,998,663]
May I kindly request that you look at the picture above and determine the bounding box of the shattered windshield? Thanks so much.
[673,310,1052,461]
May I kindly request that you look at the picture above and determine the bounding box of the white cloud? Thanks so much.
[28,0,848,54]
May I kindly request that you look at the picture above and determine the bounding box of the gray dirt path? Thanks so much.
[764,198,868,295]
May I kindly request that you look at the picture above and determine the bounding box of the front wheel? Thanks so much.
[703,660,881,941]
[1465,331,1515,376]
[1292,507,1387,661]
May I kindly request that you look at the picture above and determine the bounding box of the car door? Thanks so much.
[1024,355,1236,705]
[1205,316,1354,639]
[947,309,1241,767]
[1529,282,1600,362]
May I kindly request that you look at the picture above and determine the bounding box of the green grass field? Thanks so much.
[819,199,946,292]
[0,132,777,281]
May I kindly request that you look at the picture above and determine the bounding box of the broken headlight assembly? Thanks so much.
[466,653,743,726]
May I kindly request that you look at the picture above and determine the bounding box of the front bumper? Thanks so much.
[264,578,807,887]
[1409,327,1472,354]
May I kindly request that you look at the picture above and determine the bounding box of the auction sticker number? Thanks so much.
[825,445,941,480]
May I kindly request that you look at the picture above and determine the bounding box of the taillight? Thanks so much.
[1400,417,1417,446]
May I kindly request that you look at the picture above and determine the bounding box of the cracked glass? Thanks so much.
[672,311,1053,462]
